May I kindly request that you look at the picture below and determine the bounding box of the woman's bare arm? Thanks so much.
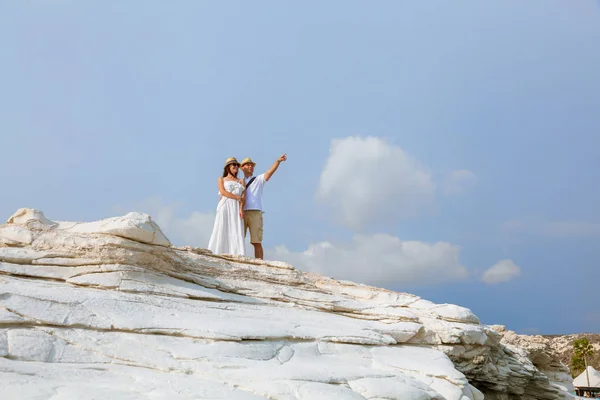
[239,178,246,219]
[239,178,247,206]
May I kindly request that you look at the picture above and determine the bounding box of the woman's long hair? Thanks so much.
[222,163,239,178]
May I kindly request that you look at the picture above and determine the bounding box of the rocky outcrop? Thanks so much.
[487,326,576,397]
[0,209,576,399]
[542,333,600,377]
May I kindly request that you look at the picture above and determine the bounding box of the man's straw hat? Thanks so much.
[240,157,256,167]
[224,157,239,167]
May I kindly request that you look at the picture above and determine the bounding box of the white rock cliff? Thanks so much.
[0,209,575,399]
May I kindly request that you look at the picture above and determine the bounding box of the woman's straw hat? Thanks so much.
[224,157,239,167]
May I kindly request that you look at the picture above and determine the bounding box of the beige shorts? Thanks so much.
[244,210,263,244]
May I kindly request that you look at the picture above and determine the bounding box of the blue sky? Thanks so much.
[1,1,599,334]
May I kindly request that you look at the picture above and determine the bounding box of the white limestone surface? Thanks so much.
[0,209,573,399]
[5,207,170,246]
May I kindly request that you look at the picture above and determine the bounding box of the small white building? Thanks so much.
[574,366,600,397]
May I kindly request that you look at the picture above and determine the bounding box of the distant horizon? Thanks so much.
[1,1,598,335]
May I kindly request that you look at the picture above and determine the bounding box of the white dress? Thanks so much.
[207,180,245,256]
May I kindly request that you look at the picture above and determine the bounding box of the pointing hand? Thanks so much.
[278,153,287,162]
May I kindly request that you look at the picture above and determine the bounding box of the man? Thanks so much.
[240,153,287,259]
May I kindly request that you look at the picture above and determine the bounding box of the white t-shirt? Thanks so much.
[243,174,266,211]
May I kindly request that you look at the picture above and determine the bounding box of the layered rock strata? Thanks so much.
[0,209,575,399]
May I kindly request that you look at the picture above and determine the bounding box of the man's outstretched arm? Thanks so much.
[264,153,287,181]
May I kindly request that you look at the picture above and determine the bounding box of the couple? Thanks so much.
[207,154,287,259]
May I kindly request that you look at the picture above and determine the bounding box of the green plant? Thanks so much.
[571,338,595,382]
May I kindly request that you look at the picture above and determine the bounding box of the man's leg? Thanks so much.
[252,243,264,260]
[247,210,264,259]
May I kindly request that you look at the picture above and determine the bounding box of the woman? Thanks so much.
[207,157,246,256]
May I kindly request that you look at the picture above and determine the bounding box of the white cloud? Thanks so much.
[502,218,600,239]
[316,136,435,229]
[112,198,215,247]
[443,169,477,196]
[272,234,469,286]
[481,259,521,284]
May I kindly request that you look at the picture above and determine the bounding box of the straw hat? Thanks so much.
[240,157,256,167]
[224,157,239,167]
